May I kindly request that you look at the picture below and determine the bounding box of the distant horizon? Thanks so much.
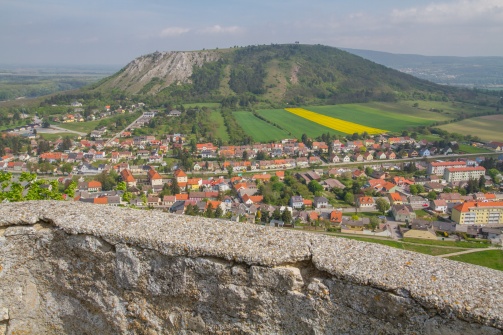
[1,44,503,68]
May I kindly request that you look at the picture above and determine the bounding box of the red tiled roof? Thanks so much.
[453,201,503,212]
[446,167,485,172]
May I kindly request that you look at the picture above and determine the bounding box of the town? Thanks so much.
[1,103,503,247]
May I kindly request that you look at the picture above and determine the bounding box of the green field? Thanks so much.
[234,111,291,142]
[56,120,102,133]
[438,114,503,142]
[183,102,221,109]
[38,132,77,141]
[448,250,503,271]
[308,103,451,132]
[209,110,229,142]
[256,109,345,138]
[333,235,463,256]
[456,144,492,154]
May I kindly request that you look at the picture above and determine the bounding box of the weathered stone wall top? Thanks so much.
[1,201,502,330]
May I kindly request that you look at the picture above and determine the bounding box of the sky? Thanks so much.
[1,0,502,66]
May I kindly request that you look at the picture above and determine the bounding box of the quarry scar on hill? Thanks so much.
[0,201,501,334]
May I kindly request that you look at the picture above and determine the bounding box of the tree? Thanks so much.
[308,180,323,194]
[281,209,292,225]
[215,206,223,218]
[376,198,390,215]
[171,178,181,195]
[369,216,379,230]
[409,184,418,195]
[61,163,73,175]
[227,165,233,178]
[344,192,354,205]
[205,203,215,218]
[242,150,249,161]
[61,136,73,151]
[478,175,486,190]
[116,181,127,191]
[427,191,437,201]
[272,208,281,220]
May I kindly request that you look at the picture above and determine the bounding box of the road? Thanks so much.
[104,114,148,147]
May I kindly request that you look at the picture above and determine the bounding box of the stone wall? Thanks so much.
[0,201,501,334]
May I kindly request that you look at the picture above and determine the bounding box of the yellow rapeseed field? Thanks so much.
[284,108,387,135]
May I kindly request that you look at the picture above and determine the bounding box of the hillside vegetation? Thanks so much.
[91,44,463,105]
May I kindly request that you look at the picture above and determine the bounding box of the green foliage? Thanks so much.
[0,171,66,202]
[376,198,390,214]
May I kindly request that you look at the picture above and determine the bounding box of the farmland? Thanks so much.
[285,108,387,134]
[308,103,450,132]
[233,111,291,142]
[255,109,345,138]
[438,114,503,142]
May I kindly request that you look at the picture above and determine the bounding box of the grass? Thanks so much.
[332,235,462,256]
[208,110,229,142]
[308,103,450,132]
[256,109,344,138]
[456,144,492,154]
[402,237,490,248]
[438,114,503,142]
[38,132,77,141]
[234,111,293,142]
[183,102,221,109]
[56,120,102,133]
[448,250,503,271]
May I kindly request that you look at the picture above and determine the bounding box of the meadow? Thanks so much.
[255,109,345,138]
[56,120,102,133]
[209,110,229,142]
[438,114,503,142]
[233,111,291,142]
[448,250,503,271]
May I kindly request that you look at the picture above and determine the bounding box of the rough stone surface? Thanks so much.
[0,201,501,334]
[104,51,221,94]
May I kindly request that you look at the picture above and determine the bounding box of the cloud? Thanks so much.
[197,25,243,34]
[390,0,503,25]
[160,27,190,37]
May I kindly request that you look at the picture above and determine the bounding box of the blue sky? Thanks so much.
[1,0,502,65]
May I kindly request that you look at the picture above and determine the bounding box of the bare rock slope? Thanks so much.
[0,201,502,334]
[103,50,220,94]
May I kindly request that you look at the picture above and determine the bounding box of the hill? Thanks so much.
[341,48,503,88]
[91,44,458,105]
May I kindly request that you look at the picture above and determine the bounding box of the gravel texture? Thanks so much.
[1,200,502,329]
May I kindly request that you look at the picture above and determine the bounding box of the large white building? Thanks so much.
[428,161,466,176]
[443,166,485,182]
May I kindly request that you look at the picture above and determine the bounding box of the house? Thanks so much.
[313,196,329,209]
[330,210,343,224]
[329,154,340,163]
[388,192,405,205]
[431,199,448,214]
[391,204,417,222]
[408,195,429,209]
[290,196,304,209]
[147,168,163,187]
[356,196,375,209]
[321,179,345,191]
[174,169,188,187]
[120,169,136,188]
[403,220,437,240]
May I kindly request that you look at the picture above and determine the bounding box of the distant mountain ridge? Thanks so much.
[341,48,503,88]
[92,44,457,105]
